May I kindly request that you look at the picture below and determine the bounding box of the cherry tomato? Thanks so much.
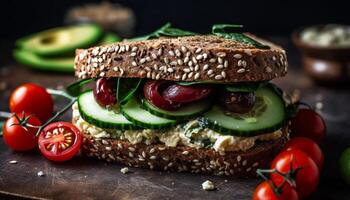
[340,147,350,185]
[38,122,82,162]
[162,84,213,103]
[253,180,299,200]
[290,108,326,144]
[144,80,181,111]
[3,113,41,151]
[283,137,324,169]
[93,78,117,107]
[10,83,53,122]
[271,149,319,199]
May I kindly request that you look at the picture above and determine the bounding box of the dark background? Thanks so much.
[0,0,348,40]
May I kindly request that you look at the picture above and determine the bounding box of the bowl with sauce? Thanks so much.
[292,24,350,84]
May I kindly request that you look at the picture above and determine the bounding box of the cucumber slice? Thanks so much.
[78,91,136,129]
[121,97,178,129]
[201,85,286,136]
[142,98,212,120]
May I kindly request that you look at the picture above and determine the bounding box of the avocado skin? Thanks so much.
[16,24,104,57]
[13,32,121,73]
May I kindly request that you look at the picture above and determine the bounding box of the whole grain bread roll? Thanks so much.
[75,35,287,82]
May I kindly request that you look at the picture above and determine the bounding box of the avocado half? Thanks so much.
[14,33,121,72]
[16,24,104,57]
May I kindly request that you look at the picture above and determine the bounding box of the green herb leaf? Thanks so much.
[130,23,196,41]
[66,78,94,97]
[116,78,142,105]
[212,24,270,49]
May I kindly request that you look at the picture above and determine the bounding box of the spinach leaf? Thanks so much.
[212,24,270,49]
[116,78,142,105]
[66,78,94,97]
[130,23,196,41]
[0,121,3,136]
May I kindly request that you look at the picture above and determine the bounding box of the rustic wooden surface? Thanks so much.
[0,37,350,200]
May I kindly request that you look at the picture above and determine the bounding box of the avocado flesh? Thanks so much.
[13,33,121,73]
[16,24,103,57]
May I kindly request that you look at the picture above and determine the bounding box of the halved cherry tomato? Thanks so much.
[10,83,53,122]
[3,113,41,151]
[162,84,213,103]
[144,80,181,111]
[290,108,326,144]
[253,180,299,200]
[283,137,324,169]
[38,122,82,162]
[271,149,319,199]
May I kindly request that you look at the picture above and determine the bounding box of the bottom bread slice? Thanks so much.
[81,126,289,177]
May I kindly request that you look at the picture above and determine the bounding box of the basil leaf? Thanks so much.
[66,78,94,97]
[116,78,142,105]
[130,23,196,41]
[212,24,270,49]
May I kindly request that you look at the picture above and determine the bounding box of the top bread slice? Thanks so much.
[74,34,288,83]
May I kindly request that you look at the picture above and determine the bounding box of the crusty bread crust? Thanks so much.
[75,35,288,83]
[81,125,289,177]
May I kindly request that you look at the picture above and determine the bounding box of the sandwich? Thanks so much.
[72,24,289,177]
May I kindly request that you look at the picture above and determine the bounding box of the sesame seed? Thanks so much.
[159,66,165,71]
[175,49,182,57]
[168,162,174,167]
[151,53,158,59]
[196,55,203,60]
[192,57,198,64]
[237,156,242,162]
[155,73,160,80]
[108,154,116,160]
[242,160,247,166]
[169,50,175,56]
[152,72,156,79]
[120,69,124,76]
[182,151,189,155]
[117,143,123,149]
[242,60,247,68]
[218,57,223,64]
[186,51,191,57]
[221,71,226,78]
[9,160,17,164]
[182,73,187,80]
[203,64,209,71]
[164,57,169,64]
[272,56,277,61]
[195,48,202,54]
[207,69,214,75]
[105,146,112,151]
[184,57,189,63]
[170,61,177,66]
[150,156,157,160]
[202,53,208,60]
[99,72,105,77]
[157,48,163,56]
[244,50,252,56]
[118,45,125,53]
[125,45,130,51]
[153,64,158,70]
[194,65,199,71]
[183,68,191,73]
[194,73,200,80]
[217,52,226,57]
[37,171,45,177]
[209,58,216,63]
[237,68,245,73]
[238,60,242,67]
[142,151,146,158]
[175,74,181,79]
[146,56,151,62]
[146,71,151,78]
[162,156,169,161]
[132,61,137,66]
[265,67,272,73]
[128,152,134,158]
[188,72,194,78]
[233,54,242,59]
[167,68,174,73]
[132,46,138,52]
[215,75,223,80]
[181,46,187,53]
[253,162,259,167]
[217,65,223,69]
[177,59,183,65]
[140,58,146,64]
[128,147,136,152]
[145,66,151,71]
[114,45,119,53]
[150,148,155,153]
[224,60,228,68]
